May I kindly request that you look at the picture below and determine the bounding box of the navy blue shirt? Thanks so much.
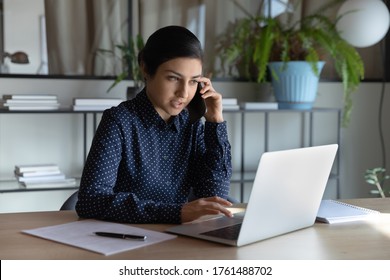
[76,90,232,223]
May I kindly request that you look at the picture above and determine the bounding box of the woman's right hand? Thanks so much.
[181,196,233,223]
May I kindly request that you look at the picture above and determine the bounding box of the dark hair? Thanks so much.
[138,25,203,76]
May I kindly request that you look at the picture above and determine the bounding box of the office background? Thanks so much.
[0,0,389,212]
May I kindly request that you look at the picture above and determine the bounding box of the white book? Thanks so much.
[222,98,238,105]
[15,164,60,174]
[15,169,62,177]
[4,99,59,104]
[316,200,380,224]
[73,105,114,111]
[21,178,77,189]
[17,173,66,183]
[240,102,279,110]
[3,94,57,100]
[3,103,60,107]
[6,105,60,111]
[223,104,240,110]
[74,98,124,106]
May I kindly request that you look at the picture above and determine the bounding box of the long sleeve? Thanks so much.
[189,121,232,199]
[75,91,232,224]
[76,108,183,224]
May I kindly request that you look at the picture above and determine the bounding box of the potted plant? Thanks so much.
[99,34,145,99]
[365,167,390,198]
[216,0,364,126]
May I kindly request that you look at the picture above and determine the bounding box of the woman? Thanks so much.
[76,26,233,224]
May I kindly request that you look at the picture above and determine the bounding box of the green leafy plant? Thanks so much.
[99,34,145,92]
[216,0,364,126]
[364,167,390,198]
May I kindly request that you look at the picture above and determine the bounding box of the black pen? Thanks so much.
[94,231,147,241]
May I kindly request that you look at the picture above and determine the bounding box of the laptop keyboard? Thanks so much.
[200,223,242,240]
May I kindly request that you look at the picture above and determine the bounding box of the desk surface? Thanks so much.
[1,198,390,260]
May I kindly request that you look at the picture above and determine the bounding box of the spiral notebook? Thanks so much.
[316,200,380,224]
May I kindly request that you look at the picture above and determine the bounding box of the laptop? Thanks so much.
[166,144,338,246]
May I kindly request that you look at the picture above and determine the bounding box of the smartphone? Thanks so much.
[187,82,206,124]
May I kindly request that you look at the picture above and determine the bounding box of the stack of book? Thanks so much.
[73,98,124,111]
[222,98,240,110]
[0,94,60,111]
[14,164,76,188]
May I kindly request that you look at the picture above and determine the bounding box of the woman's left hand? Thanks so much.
[198,78,224,123]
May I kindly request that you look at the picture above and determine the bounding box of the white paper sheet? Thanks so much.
[23,219,176,256]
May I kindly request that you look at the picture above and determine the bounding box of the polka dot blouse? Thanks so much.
[75,90,232,224]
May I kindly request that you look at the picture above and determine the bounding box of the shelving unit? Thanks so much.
[224,107,341,202]
[0,107,341,204]
[0,108,99,194]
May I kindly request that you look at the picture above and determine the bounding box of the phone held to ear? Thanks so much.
[187,82,206,124]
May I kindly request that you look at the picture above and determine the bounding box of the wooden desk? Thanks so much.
[1,198,390,260]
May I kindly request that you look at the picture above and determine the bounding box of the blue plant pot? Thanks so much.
[268,61,325,110]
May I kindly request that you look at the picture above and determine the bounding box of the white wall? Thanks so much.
[0,77,389,212]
